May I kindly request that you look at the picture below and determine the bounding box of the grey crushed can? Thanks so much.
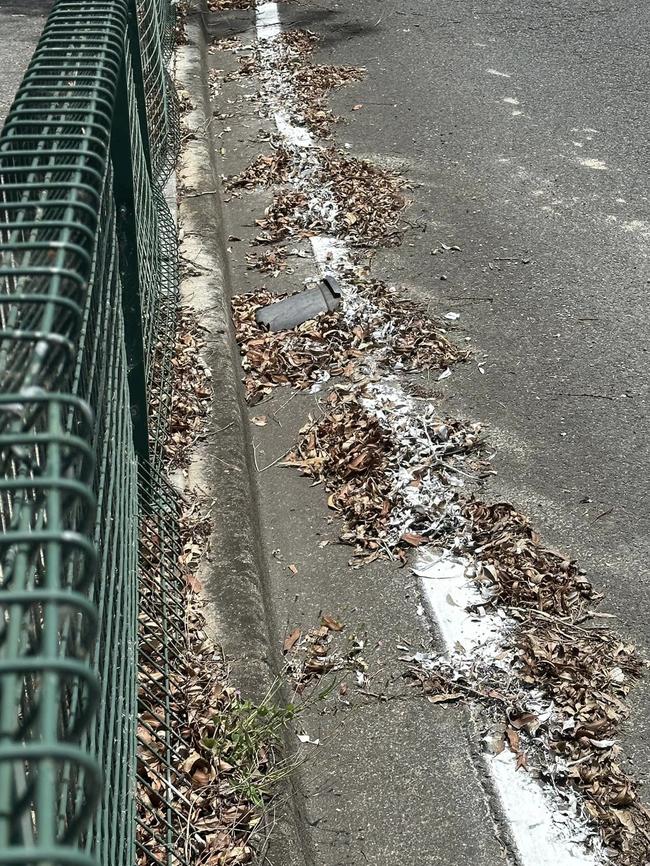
[255,276,342,331]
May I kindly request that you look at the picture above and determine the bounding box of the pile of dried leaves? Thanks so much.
[401,499,650,864]
[238,144,407,247]
[285,386,478,557]
[207,0,254,10]
[290,62,365,136]
[465,502,649,863]
[164,309,213,468]
[231,289,350,401]
[322,147,407,246]
[226,28,364,136]
[231,279,463,402]
[225,146,293,191]
[285,390,394,551]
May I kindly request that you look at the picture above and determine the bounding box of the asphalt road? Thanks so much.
[280,0,650,771]
[0,1,51,124]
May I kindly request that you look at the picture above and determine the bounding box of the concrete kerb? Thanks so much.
[175,8,314,865]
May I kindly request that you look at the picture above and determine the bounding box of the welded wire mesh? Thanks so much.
[0,1,183,865]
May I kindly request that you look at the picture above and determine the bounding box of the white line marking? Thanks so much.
[256,1,281,40]
[274,110,315,147]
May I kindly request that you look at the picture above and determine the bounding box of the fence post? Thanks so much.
[111,1,151,462]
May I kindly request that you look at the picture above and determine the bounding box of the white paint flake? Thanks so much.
[578,157,608,171]
[486,68,511,78]
[503,96,520,105]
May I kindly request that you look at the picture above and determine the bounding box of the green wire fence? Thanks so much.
[0,1,190,864]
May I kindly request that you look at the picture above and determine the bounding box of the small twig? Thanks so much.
[257,448,292,472]
[183,189,218,198]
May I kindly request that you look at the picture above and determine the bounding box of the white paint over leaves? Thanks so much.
[274,110,315,147]
[414,551,601,866]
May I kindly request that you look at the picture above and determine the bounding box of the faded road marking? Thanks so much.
[577,157,607,170]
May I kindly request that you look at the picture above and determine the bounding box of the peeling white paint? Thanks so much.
[274,110,316,147]
[486,68,511,78]
[309,235,349,272]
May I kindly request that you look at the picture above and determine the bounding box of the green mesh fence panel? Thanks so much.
[0,1,183,864]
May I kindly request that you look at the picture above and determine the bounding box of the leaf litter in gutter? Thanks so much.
[218,28,366,137]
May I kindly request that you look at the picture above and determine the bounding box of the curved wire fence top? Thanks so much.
[0,0,178,863]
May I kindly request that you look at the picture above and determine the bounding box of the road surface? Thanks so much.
[0,1,51,124]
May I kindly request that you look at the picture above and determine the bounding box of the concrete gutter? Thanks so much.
[175,7,314,865]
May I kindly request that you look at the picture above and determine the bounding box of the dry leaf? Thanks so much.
[321,614,344,632]
[283,628,301,653]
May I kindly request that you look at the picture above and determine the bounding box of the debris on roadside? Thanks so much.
[285,384,479,557]
[225,145,293,190]
[235,142,408,247]
[221,28,365,136]
[207,0,254,10]
[231,276,465,402]
[213,12,650,865]
[255,275,341,330]
[246,246,291,275]
[231,289,349,401]
[283,616,369,694]
[163,310,213,469]
[401,510,648,866]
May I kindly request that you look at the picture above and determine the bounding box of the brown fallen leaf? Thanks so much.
[288,563,298,575]
[510,712,538,731]
[321,614,344,632]
[283,627,301,653]
[427,693,462,704]
[505,727,520,753]
[402,532,428,547]
[186,573,203,593]
[352,103,363,110]
[251,415,268,426]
